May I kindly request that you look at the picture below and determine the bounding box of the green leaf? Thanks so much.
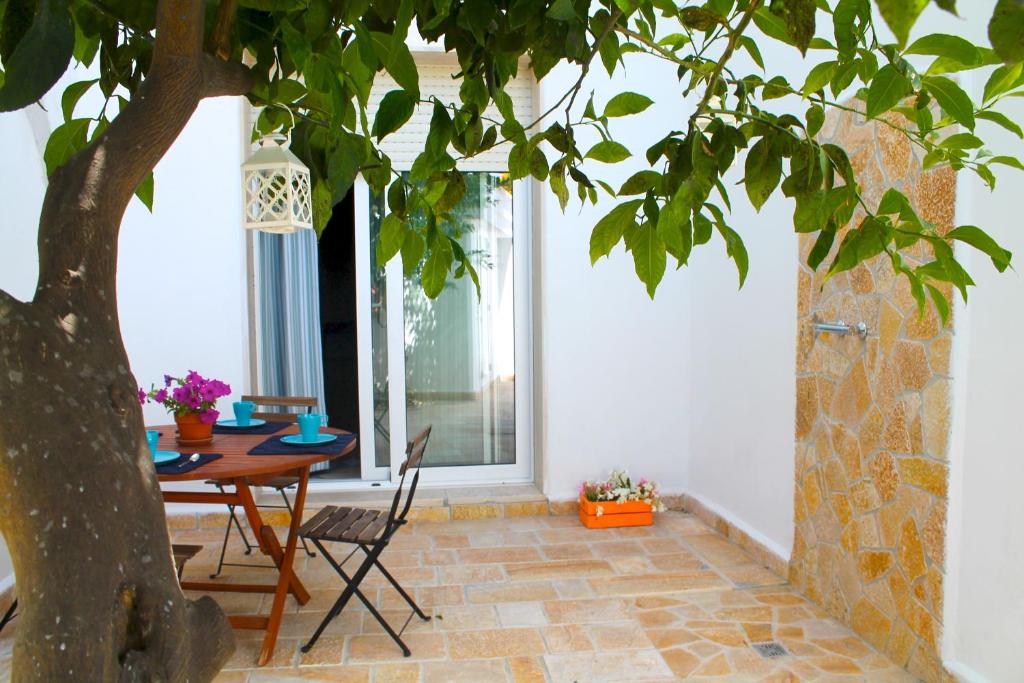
[905,33,981,66]
[546,0,577,22]
[421,236,454,299]
[134,172,154,212]
[988,154,1024,170]
[630,223,666,298]
[376,213,407,264]
[927,283,950,326]
[807,227,836,268]
[753,7,794,47]
[60,79,96,122]
[947,225,1013,271]
[372,89,416,141]
[400,230,425,276]
[371,32,419,97]
[939,132,983,149]
[43,117,89,175]
[806,105,826,136]
[803,60,838,94]
[990,0,1024,64]
[922,75,976,130]
[865,64,913,119]
[619,170,661,195]
[983,62,1023,102]
[744,136,782,211]
[976,109,1024,137]
[714,221,749,287]
[0,0,74,112]
[739,35,765,69]
[585,140,631,163]
[770,0,816,54]
[828,216,889,276]
[590,199,642,263]
[834,0,868,61]
[657,182,699,252]
[874,0,929,48]
[603,91,654,117]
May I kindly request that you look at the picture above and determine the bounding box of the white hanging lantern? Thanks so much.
[241,133,313,233]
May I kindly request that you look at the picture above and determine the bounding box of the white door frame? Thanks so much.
[354,175,533,485]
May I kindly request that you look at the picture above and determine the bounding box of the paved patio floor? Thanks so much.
[0,511,916,682]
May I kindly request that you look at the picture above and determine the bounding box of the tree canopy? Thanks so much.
[1,0,1020,316]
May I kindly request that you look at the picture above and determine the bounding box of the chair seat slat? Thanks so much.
[323,508,366,540]
[313,507,356,539]
[355,517,388,544]
[340,510,381,541]
[298,506,337,537]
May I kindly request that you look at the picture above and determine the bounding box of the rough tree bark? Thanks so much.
[0,0,252,680]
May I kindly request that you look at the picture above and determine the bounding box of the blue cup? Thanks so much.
[297,413,321,442]
[145,430,159,457]
[233,400,255,426]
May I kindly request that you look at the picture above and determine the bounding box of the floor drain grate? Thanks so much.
[752,641,788,659]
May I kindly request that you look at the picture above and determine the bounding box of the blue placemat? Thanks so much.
[212,420,290,435]
[248,433,356,456]
[156,453,222,475]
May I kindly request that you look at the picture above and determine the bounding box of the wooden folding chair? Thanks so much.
[299,426,432,657]
[208,395,318,578]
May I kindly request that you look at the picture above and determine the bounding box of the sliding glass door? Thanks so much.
[355,173,531,483]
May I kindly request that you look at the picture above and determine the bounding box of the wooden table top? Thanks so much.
[150,424,356,482]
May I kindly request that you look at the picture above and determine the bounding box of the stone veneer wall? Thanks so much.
[790,109,954,683]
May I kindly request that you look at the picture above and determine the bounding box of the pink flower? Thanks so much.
[200,408,219,424]
[153,388,168,403]
[137,388,146,404]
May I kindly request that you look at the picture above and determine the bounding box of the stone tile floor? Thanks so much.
[0,512,917,682]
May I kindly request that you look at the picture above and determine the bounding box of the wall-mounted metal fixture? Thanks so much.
[813,319,868,340]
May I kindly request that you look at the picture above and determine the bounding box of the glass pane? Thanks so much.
[404,173,516,466]
[368,199,392,468]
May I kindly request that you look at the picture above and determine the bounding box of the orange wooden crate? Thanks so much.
[578,496,653,528]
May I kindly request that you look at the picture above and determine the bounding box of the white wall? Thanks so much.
[0,79,248,591]
[939,5,1024,681]
[685,193,797,559]
[537,57,693,500]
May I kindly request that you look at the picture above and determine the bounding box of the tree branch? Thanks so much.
[208,0,239,60]
[201,53,253,97]
[690,0,761,128]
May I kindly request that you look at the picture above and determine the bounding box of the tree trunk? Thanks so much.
[0,1,252,680]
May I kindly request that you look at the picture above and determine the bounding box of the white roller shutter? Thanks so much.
[368,60,534,172]
[245,57,534,172]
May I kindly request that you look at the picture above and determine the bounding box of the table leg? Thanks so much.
[234,478,311,603]
[234,470,312,666]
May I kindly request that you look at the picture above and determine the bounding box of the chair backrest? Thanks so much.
[386,425,432,533]
[241,395,317,423]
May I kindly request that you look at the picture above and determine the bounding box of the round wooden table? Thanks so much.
[153,424,356,666]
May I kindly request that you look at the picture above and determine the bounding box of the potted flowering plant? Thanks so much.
[578,469,664,529]
[139,371,231,443]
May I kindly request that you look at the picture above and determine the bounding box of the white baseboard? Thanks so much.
[685,492,792,562]
[944,660,991,683]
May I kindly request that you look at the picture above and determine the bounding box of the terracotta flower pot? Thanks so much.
[175,411,213,442]
[578,495,653,529]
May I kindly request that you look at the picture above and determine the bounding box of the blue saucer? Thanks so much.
[281,434,338,446]
[153,450,179,464]
[216,418,267,428]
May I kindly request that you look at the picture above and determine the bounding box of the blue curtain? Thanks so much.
[257,230,330,471]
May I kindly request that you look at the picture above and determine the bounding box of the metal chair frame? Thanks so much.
[300,426,432,657]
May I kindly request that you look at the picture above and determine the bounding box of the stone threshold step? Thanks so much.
[168,484,563,530]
